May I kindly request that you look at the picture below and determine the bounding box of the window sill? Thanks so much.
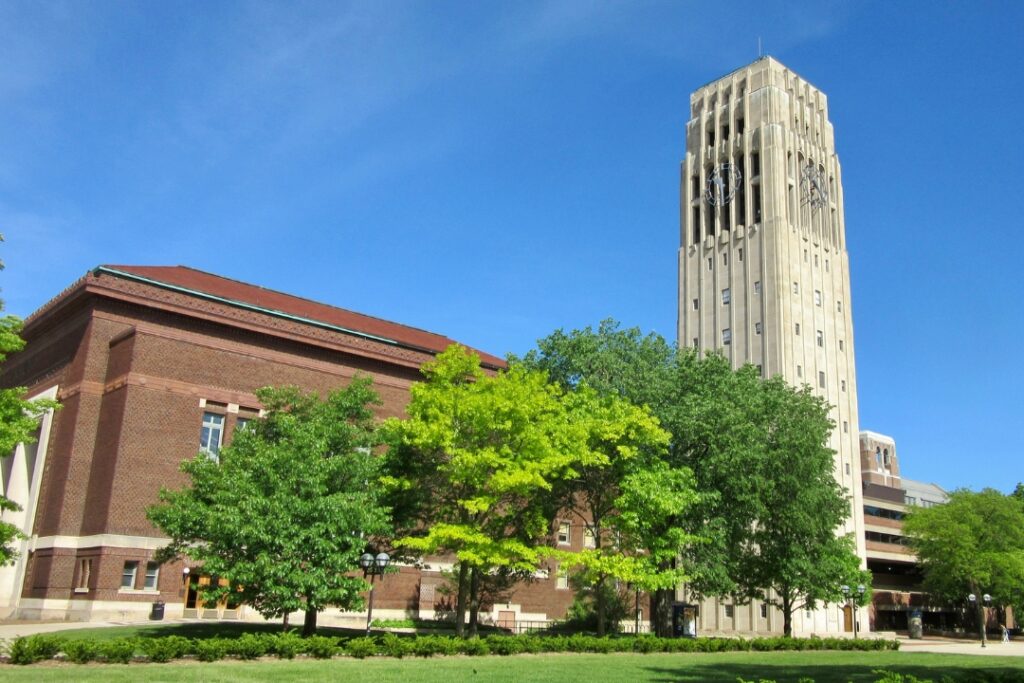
[118,588,161,596]
[73,587,90,594]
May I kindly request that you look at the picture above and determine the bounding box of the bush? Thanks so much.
[61,639,100,664]
[9,634,64,664]
[305,635,339,659]
[410,635,459,657]
[194,637,230,662]
[458,637,490,656]
[344,637,378,659]
[267,631,304,659]
[230,633,269,660]
[140,635,192,663]
[99,638,138,664]
[379,633,411,658]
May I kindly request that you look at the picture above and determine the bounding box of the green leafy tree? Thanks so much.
[518,322,703,636]
[382,345,590,637]
[903,488,1024,640]
[727,376,869,636]
[0,242,60,564]
[1012,483,1024,506]
[148,379,390,636]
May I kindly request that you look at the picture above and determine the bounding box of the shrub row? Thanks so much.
[4,631,899,665]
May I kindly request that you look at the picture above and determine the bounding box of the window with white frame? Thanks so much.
[583,527,596,549]
[721,288,730,305]
[200,412,225,459]
[721,328,731,345]
[121,561,139,589]
[144,562,160,590]
[557,521,571,546]
[556,566,569,590]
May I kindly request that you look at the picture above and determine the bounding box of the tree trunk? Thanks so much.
[781,592,792,638]
[302,606,317,637]
[469,566,481,638]
[652,587,673,637]
[282,613,290,630]
[455,563,469,638]
[596,574,607,637]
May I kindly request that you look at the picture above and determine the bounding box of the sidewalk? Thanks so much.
[898,635,1024,656]
[0,619,154,640]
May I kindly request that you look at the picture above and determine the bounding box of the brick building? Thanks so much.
[0,265,577,625]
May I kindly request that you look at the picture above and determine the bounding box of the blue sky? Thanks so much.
[2,1,1021,493]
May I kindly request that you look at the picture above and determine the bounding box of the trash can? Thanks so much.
[908,609,923,639]
[150,600,165,621]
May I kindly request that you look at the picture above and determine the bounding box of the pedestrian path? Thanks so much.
[898,635,1024,656]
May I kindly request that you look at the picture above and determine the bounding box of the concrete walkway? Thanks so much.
[897,635,1024,656]
[0,619,162,640]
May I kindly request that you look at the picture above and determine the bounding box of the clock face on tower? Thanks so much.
[705,163,742,206]
[800,164,829,209]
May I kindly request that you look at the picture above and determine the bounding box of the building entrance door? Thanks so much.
[843,606,854,632]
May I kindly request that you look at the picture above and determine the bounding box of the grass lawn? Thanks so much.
[1,652,1023,682]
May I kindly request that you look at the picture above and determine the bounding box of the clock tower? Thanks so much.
[677,56,867,635]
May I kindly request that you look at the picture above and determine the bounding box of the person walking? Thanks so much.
[1000,624,1010,643]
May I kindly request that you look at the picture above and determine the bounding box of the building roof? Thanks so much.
[37,265,505,369]
[902,478,949,506]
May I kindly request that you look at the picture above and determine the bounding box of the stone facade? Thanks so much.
[677,57,866,635]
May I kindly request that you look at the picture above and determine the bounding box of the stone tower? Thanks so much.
[677,57,866,635]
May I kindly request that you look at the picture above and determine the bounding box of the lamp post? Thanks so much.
[968,593,992,648]
[841,584,866,639]
[359,551,390,636]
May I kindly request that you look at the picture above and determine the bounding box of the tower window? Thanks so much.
[825,259,830,271]
[792,282,799,294]
[722,252,728,266]
[707,128,715,147]
[814,254,819,267]
[815,290,822,306]
[692,206,701,245]
[738,248,743,262]
[691,175,700,198]
[837,301,843,313]
[722,328,732,345]
[843,421,848,433]
[754,280,761,294]
[804,249,808,263]
[722,123,730,140]
[706,195,715,236]
[841,380,846,392]
[755,322,762,335]
[818,371,826,389]
[752,183,762,222]
[721,288,730,305]
[797,365,802,377]
[795,323,801,335]
[692,337,698,347]
[692,298,699,311]
[839,340,844,351]
[751,151,760,177]
[736,117,745,135]
[816,330,824,347]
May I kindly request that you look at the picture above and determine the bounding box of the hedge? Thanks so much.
[2,631,900,665]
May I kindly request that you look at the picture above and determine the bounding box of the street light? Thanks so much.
[841,584,866,639]
[360,551,390,636]
[968,593,992,648]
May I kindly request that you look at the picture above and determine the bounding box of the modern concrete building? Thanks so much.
[677,56,866,635]
[858,430,954,631]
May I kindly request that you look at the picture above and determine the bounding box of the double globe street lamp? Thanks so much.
[359,551,391,636]
[841,584,866,639]
[967,593,992,648]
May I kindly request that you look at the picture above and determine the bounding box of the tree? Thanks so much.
[903,488,1024,640]
[1012,483,1024,506]
[518,322,703,636]
[148,379,390,635]
[727,376,869,636]
[0,241,59,564]
[382,345,591,637]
